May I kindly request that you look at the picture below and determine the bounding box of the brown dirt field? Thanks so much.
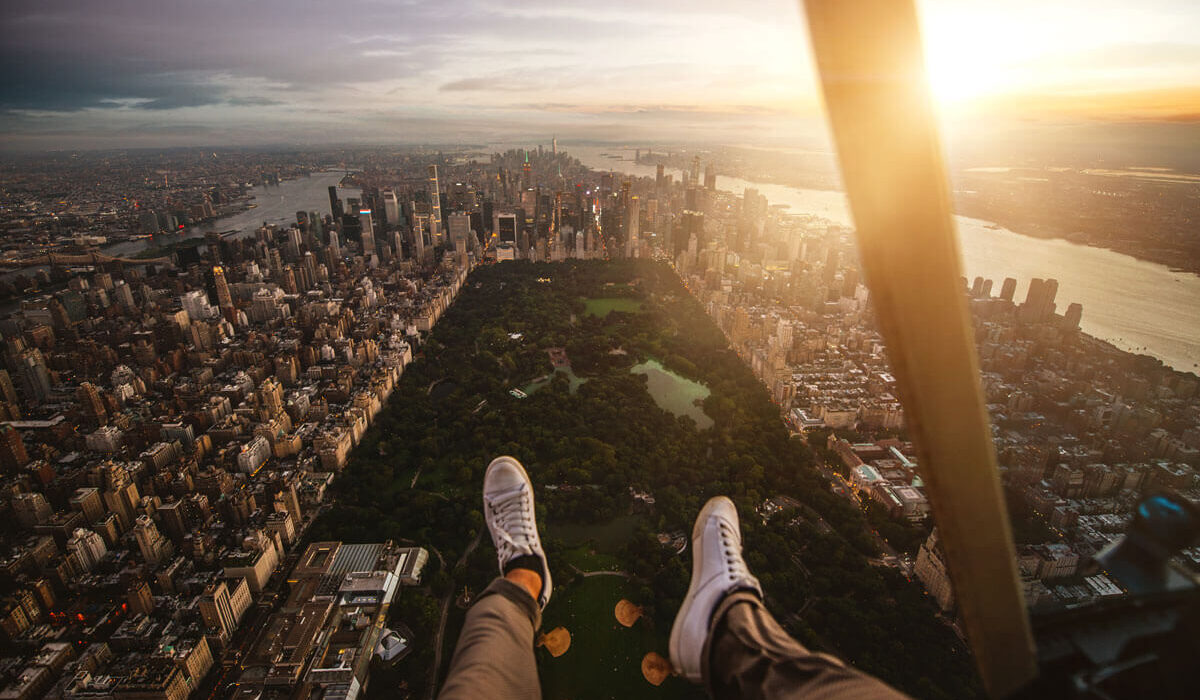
[614,599,643,627]
[641,652,672,686]
[538,626,572,657]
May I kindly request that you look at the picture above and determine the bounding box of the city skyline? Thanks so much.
[2,1,1199,150]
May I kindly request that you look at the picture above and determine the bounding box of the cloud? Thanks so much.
[227,96,285,107]
[441,78,532,92]
[360,50,410,58]
[0,65,226,112]
[962,86,1200,123]
[0,0,1197,149]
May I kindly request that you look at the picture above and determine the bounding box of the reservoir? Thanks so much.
[631,359,714,430]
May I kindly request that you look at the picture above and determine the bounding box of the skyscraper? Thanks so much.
[1000,277,1017,302]
[0,369,19,405]
[258,378,284,417]
[156,500,189,542]
[382,190,400,225]
[1042,278,1059,316]
[182,289,217,321]
[392,231,405,261]
[134,515,172,566]
[1022,277,1059,321]
[70,487,105,524]
[412,214,428,262]
[212,266,235,322]
[76,382,107,426]
[0,425,29,473]
[1063,303,1083,330]
[1024,278,1045,308]
[328,185,343,220]
[127,579,154,616]
[359,209,376,259]
[199,580,238,639]
[428,165,443,243]
[18,349,52,405]
[625,195,640,258]
[448,213,471,249]
[67,528,108,572]
[12,492,52,527]
[327,230,340,260]
[495,212,517,244]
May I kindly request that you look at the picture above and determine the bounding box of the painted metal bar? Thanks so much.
[799,1,1038,695]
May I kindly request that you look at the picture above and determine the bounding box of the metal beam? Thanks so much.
[799,1,1037,695]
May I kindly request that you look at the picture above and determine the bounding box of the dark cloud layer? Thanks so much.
[0,0,454,113]
[0,50,227,111]
[0,0,687,115]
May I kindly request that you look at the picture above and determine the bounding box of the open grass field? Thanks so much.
[537,576,702,700]
[557,544,623,572]
[583,297,644,317]
[547,514,643,553]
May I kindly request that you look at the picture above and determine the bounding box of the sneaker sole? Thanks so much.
[668,496,735,681]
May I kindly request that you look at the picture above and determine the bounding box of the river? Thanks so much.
[0,172,361,313]
[568,146,1200,373]
[102,171,361,258]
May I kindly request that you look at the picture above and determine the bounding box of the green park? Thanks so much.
[307,259,980,699]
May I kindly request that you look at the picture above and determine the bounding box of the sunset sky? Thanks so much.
[1,0,1197,150]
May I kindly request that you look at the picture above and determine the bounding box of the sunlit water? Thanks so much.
[631,359,713,429]
[570,146,1200,373]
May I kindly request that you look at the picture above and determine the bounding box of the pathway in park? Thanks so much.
[428,531,483,699]
[579,569,631,579]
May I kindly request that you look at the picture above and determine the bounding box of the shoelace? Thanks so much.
[719,521,753,582]
[489,486,537,558]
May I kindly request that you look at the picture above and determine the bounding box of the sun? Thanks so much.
[922,33,1018,106]
[916,5,1036,108]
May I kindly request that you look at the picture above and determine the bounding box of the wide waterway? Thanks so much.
[569,146,1200,373]
[0,171,360,313]
[101,171,360,259]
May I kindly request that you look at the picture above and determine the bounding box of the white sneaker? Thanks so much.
[483,456,552,608]
[669,496,762,683]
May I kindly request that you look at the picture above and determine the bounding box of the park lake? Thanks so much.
[630,360,713,430]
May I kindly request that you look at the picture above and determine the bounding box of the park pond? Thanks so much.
[630,360,713,430]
